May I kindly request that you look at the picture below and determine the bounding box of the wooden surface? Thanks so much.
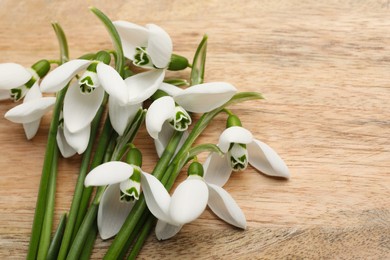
[1,0,390,259]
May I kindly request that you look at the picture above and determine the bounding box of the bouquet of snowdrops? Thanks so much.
[1,7,289,259]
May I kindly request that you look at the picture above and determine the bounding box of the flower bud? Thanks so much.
[168,54,189,71]
[187,161,204,177]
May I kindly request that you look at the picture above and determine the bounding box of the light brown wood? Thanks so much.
[1,0,389,259]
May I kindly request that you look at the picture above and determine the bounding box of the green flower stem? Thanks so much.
[57,97,107,260]
[190,34,208,86]
[73,117,115,239]
[26,61,69,260]
[127,214,156,260]
[117,210,150,259]
[79,221,98,260]
[90,7,124,77]
[47,213,67,260]
[104,131,184,259]
[67,112,145,259]
[27,22,69,259]
[37,146,59,259]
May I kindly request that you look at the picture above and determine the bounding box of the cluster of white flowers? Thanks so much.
[1,17,290,248]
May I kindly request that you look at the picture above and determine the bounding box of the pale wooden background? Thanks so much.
[0,0,389,259]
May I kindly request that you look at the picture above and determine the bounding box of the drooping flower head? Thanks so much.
[204,114,290,187]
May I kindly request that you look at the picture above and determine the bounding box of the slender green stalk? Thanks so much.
[127,215,156,260]
[47,213,67,260]
[73,118,115,239]
[90,7,124,77]
[37,147,59,259]
[57,98,107,260]
[190,34,208,85]
[67,112,146,259]
[79,221,98,260]
[26,22,69,260]
[104,131,184,259]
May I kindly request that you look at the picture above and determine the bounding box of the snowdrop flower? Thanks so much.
[0,60,50,101]
[141,162,246,240]
[204,115,290,187]
[84,148,147,239]
[146,82,237,153]
[4,84,56,139]
[114,21,172,69]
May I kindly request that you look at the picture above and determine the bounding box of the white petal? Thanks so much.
[21,83,43,140]
[154,123,189,158]
[218,126,253,153]
[40,59,91,93]
[140,172,171,223]
[146,24,173,68]
[96,63,128,105]
[159,82,184,96]
[155,220,182,241]
[23,120,40,140]
[207,183,246,229]
[145,96,175,139]
[113,21,149,59]
[0,90,10,100]
[108,96,140,136]
[63,83,104,133]
[125,69,165,104]
[174,82,237,113]
[24,83,42,101]
[98,184,135,240]
[247,139,290,179]
[63,124,90,154]
[0,63,31,90]
[4,97,56,123]
[203,152,232,187]
[56,127,77,158]
[84,161,134,187]
[169,176,209,224]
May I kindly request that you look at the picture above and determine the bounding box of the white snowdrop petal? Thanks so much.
[40,59,91,93]
[247,139,290,179]
[145,96,175,139]
[113,21,149,59]
[98,184,135,240]
[56,127,77,158]
[174,82,237,113]
[169,177,209,224]
[0,63,31,90]
[63,124,90,155]
[218,126,253,153]
[63,83,104,133]
[207,183,246,229]
[203,152,232,187]
[140,172,171,223]
[24,83,42,101]
[4,97,56,123]
[159,82,184,96]
[23,120,40,140]
[96,63,128,105]
[155,220,183,241]
[84,161,134,187]
[125,69,165,104]
[146,24,172,68]
[108,96,140,136]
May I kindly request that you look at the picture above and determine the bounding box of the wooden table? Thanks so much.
[1,0,389,259]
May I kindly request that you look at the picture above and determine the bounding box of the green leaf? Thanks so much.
[46,213,67,260]
[90,7,125,77]
[190,34,208,86]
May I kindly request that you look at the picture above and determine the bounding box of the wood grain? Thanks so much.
[0,0,389,259]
